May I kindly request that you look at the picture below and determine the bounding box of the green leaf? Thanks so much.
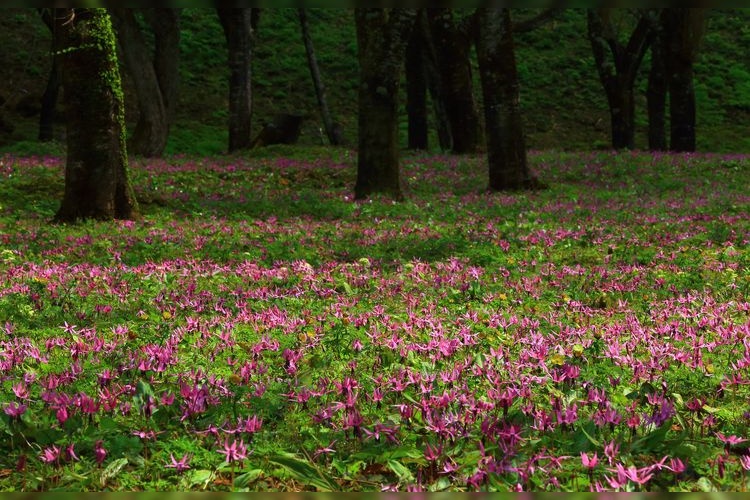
[187,469,215,489]
[428,476,452,492]
[268,453,339,492]
[381,445,424,461]
[630,421,671,453]
[234,469,263,488]
[696,476,717,492]
[578,422,601,447]
[100,457,128,487]
[387,459,414,484]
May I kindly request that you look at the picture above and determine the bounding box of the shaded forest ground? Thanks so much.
[1,9,749,155]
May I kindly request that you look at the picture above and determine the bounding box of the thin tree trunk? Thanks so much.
[54,8,139,222]
[354,8,416,200]
[647,12,668,151]
[664,8,706,152]
[587,9,654,150]
[476,9,536,191]
[418,13,451,151]
[110,8,169,158]
[427,9,481,154]
[406,13,428,150]
[669,64,697,152]
[148,8,181,125]
[298,9,341,146]
[217,8,259,153]
[37,9,60,142]
[607,86,636,151]
[39,50,60,142]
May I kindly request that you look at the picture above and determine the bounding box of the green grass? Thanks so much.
[0,147,748,491]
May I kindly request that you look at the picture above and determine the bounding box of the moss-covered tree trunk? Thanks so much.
[587,9,653,150]
[217,8,259,153]
[476,8,537,191]
[354,8,416,200]
[426,9,481,154]
[54,8,139,222]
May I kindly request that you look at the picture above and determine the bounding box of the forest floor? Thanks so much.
[0,147,748,491]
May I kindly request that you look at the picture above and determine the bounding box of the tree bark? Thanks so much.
[354,8,416,200]
[54,8,139,222]
[298,9,341,146]
[664,8,706,152]
[147,9,181,126]
[38,9,60,142]
[217,8,259,153]
[426,9,481,154]
[647,10,668,151]
[405,12,428,150]
[110,9,169,158]
[587,9,654,150]
[417,12,451,151]
[38,57,60,142]
[475,9,536,191]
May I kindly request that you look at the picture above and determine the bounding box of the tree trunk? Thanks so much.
[475,9,535,191]
[417,12,451,151]
[217,8,259,153]
[405,13,428,150]
[37,9,60,142]
[110,9,168,158]
[39,48,60,142]
[647,12,668,151]
[354,9,416,200]
[426,9,481,154]
[298,9,341,146]
[607,84,636,151]
[587,9,654,150]
[664,8,706,152]
[148,9,181,125]
[669,62,697,152]
[54,8,139,222]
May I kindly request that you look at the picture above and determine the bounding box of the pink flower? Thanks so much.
[132,429,161,440]
[4,402,27,418]
[424,442,442,462]
[39,445,61,464]
[715,431,747,447]
[12,382,29,399]
[603,440,620,465]
[65,443,79,462]
[55,406,69,424]
[313,440,337,460]
[94,440,107,465]
[668,457,686,474]
[165,453,191,473]
[581,451,599,469]
[610,462,654,486]
[217,438,248,464]
[440,458,459,475]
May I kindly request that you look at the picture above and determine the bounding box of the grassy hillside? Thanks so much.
[0,8,749,155]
